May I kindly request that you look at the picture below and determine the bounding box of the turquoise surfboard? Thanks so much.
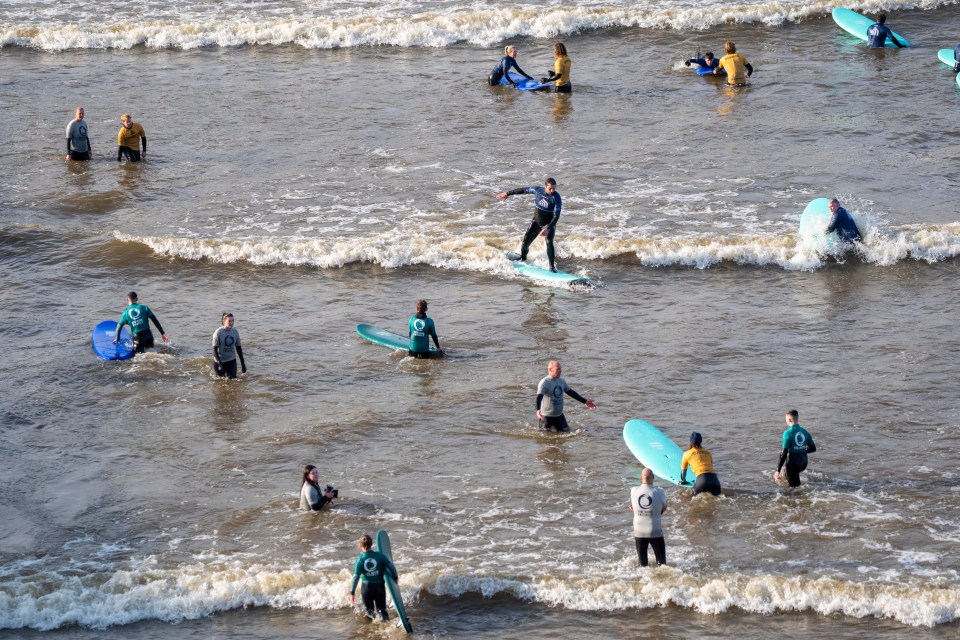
[504,252,589,285]
[798,198,840,251]
[92,320,135,360]
[376,530,413,633]
[500,70,553,91]
[623,419,694,487]
[832,8,910,47]
[938,49,957,67]
[356,324,440,354]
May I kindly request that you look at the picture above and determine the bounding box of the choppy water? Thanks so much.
[2,0,960,637]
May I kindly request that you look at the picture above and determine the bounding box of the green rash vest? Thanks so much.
[349,550,398,594]
[408,314,438,353]
[116,303,162,339]
[782,424,815,454]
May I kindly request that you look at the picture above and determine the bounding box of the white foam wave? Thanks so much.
[114,221,960,273]
[0,1,952,51]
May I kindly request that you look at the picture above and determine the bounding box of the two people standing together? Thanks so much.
[65,107,147,162]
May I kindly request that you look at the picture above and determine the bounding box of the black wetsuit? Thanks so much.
[826,206,862,243]
[507,186,562,271]
[536,388,586,432]
[777,425,817,487]
[489,55,533,86]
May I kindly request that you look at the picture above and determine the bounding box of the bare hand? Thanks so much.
[496,192,508,200]
[65,154,71,160]
[585,400,597,409]
[536,410,543,420]
[161,334,170,343]
[539,228,548,237]
[349,595,355,606]
[774,471,780,481]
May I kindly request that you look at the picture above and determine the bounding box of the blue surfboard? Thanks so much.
[938,49,957,67]
[376,530,413,633]
[623,419,694,487]
[504,252,589,285]
[92,320,134,360]
[832,8,910,47]
[500,70,553,91]
[695,66,720,76]
[798,198,841,251]
[356,323,441,354]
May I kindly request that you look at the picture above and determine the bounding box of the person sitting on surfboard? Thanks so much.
[629,467,668,567]
[489,45,534,87]
[299,465,337,511]
[535,359,596,432]
[825,198,862,244]
[349,534,398,622]
[685,51,719,71]
[866,13,904,48]
[408,299,442,358]
[681,432,722,496]
[114,291,169,354]
[714,41,753,85]
[497,177,563,272]
[774,410,817,488]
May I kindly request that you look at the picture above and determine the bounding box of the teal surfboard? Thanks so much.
[356,323,440,354]
[623,419,694,487]
[504,252,589,285]
[832,8,910,47]
[938,49,957,67]
[798,198,840,251]
[376,530,413,633]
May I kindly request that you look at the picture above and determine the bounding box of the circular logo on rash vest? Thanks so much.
[794,432,806,447]
[224,335,235,347]
[552,386,563,399]
[363,558,379,573]
[413,319,426,332]
[128,307,141,320]
[638,495,653,510]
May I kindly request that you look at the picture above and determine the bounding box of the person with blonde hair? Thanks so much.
[541,42,572,93]
[488,45,534,87]
[714,41,753,85]
[117,113,146,162]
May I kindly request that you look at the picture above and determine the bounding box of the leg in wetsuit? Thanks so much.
[634,536,666,567]
[692,472,722,496]
[519,219,557,270]
[361,582,389,620]
[117,146,141,162]
[785,453,808,488]
[132,330,155,354]
[539,414,570,432]
[216,359,238,379]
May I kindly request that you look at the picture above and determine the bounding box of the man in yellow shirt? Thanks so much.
[117,114,147,162]
[714,41,753,86]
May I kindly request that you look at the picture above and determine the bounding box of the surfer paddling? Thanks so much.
[535,359,596,432]
[775,410,817,487]
[497,177,563,273]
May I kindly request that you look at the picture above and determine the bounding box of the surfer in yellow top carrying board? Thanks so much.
[714,41,753,86]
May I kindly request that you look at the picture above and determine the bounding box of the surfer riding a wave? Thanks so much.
[497,177,563,273]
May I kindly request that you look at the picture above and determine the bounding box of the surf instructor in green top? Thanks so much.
[775,409,817,487]
[408,299,442,358]
[114,291,169,354]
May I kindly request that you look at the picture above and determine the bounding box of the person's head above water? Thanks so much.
[689,431,703,447]
[75,106,85,120]
[121,113,134,128]
[126,291,138,304]
[877,12,887,23]
[358,534,373,551]
[641,468,654,484]
[554,42,567,58]
[505,45,517,57]
[785,409,799,426]
[544,177,556,195]
[301,464,319,487]
[221,312,235,329]
[547,359,561,379]
[724,41,736,54]
[704,52,715,61]
[829,198,841,213]
[416,299,428,313]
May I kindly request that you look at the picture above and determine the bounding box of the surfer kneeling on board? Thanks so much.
[349,534,398,622]
[114,291,169,354]
[775,410,817,488]
[681,432,722,496]
[866,13,904,48]
[685,52,719,71]
[535,359,596,432]
[714,41,753,85]
[489,45,534,87]
[825,198,862,244]
[408,299,442,358]
[497,177,563,272]
[299,465,337,511]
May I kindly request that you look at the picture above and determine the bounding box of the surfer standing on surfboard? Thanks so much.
[497,178,563,273]
[535,359,596,432]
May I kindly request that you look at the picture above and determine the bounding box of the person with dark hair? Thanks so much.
[867,13,904,48]
[775,410,817,487]
[117,114,147,162]
[825,198,862,244]
[541,42,572,93]
[212,312,246,379]
[489,45,534,87]
[65,107,91,161]
[114,291,169,354]
[535,359,596,432]
[681,432,722,496]
[685,51,719,71]
[714,41,753,85]
[349,533,398,621]
[629,467,668,567]
[299,465,337,511]
[408,299,442,358]
[497,177,564,272]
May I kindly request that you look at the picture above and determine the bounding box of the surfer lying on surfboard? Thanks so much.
[497,177,563,273]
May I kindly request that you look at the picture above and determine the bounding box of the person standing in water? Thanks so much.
[680,432,722,496]
[866,13,905,48]
[535,359,596,432]
[541,42,572,93]
[629,467,668,567]
[408,299,442,358]
[497,177,563,272]
[349,534,398,621]
[114,291,169,354]
[117,113,147,162]
[714,41,753,85]
[299,465,337,511]
[775,410,817,487]
[825,198,862,244]
[488,45,534,87]
[65,106,91,161]
[212,312,247,379]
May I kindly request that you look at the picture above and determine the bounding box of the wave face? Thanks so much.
[0,0,951,51]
